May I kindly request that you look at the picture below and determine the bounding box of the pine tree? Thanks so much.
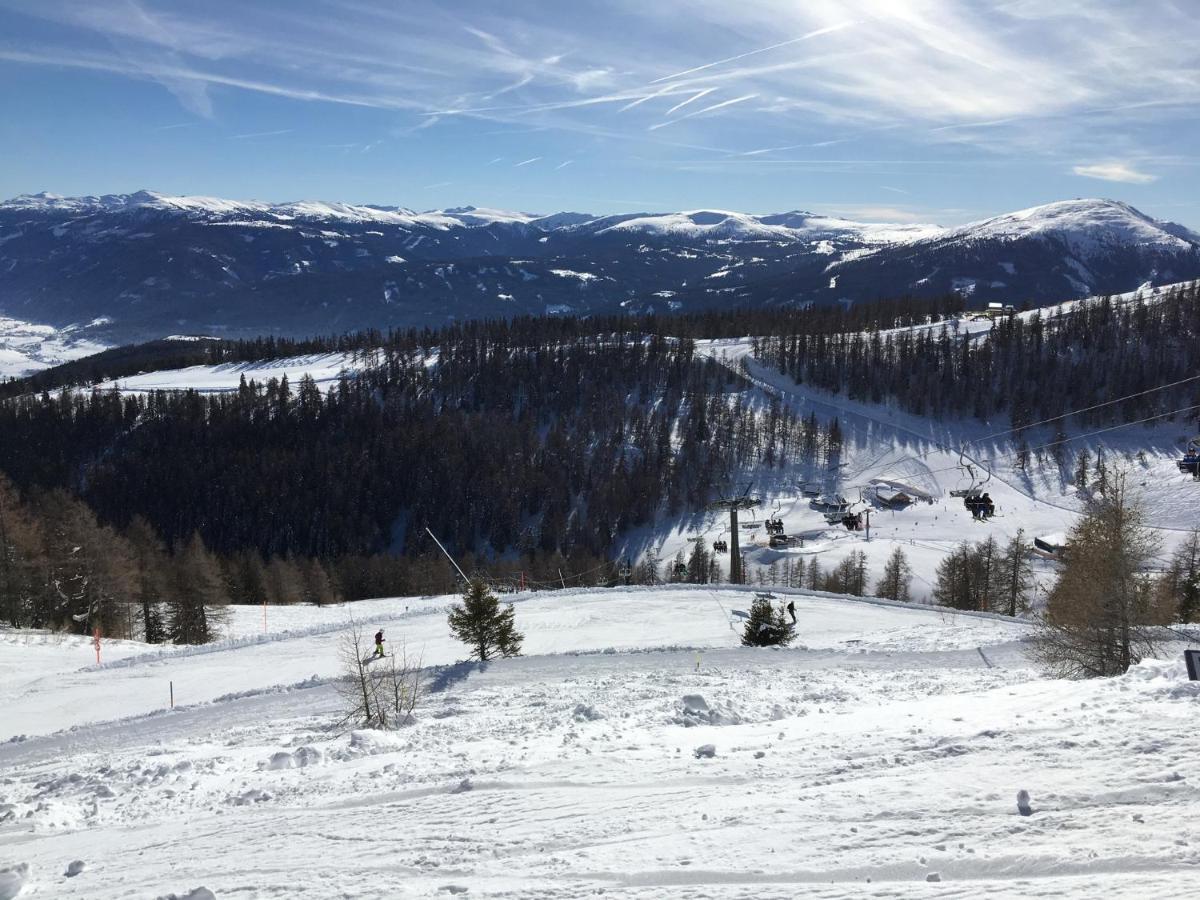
[125,516,170,643]
[875,546,912,602]
[1093,451,1109,497]
[300,558,339,607]
[447,578,523,661]
[1073,448,1091,491]
[975,536,999,612]
[1159,531,1200,623]
[668,551,687,583]
[806,557,821,591]
[933,542,975,610]
[686,540,710,584]
[0,474,42,628]
[997,529,1034,617]
[1051,427,1069,477]
[741,594,795,647]
[167,532,228,644]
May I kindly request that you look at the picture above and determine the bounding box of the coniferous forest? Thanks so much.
[0,327,848,637]
[1,284,1197,641]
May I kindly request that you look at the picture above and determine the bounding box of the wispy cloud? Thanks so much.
[230,128,293,140]
[647,22,858,85]
[3,0,1198,194]
[555,160,574,170]
[649,93,757,130]
[514,156,543,167]
[664,89,715,116]
[1072,161,1158,184]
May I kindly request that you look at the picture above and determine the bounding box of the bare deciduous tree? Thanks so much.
[336,621,423,730]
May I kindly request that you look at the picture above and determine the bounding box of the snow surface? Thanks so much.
[1,587,1196,898]
[0,316,110,378]
[1,192,543,231]
[90,352,363,395]
[595,209,941,245]
[929,199,1200,258]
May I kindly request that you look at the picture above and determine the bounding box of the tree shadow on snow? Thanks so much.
[426,660,488,693]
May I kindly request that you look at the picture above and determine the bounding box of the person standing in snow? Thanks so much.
[786,600,796,625]
[372,629,385,659]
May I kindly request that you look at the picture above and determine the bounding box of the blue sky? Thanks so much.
[1,0,1197,227]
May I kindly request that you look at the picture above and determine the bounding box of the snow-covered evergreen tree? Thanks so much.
[448,578,523,661]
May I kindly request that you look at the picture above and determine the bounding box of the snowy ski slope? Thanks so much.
[1,587,1197,898]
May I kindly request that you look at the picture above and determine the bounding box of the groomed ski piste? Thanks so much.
[1,586,1197,898]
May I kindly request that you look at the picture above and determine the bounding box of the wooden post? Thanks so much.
[558,569,566,590]
[93,627,101,664]
[170,680,174,708]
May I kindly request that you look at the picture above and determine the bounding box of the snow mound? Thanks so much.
[675,694,743,727]
[155,890,216,900]
[1119,657,1199,698]
[347,729,407,756]
[0,864,28,900]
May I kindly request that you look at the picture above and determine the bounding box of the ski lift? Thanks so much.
[949,447,991,499]
[712,530,728,553]
[764,499,785,535]
[1178,437,1200,480]
[672,561,688,578]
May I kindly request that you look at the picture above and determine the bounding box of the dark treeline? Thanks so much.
[0,332,848,636]
[758,282,1200,432]
[0,293,967,399]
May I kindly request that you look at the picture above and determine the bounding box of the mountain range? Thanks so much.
[1,191,1198,340]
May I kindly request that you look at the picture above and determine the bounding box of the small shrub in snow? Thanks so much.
[64,860,85,878]
[572,703,603,721]
[1017,789,1032,816]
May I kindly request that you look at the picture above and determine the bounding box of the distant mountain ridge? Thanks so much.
[1,191,1197,340]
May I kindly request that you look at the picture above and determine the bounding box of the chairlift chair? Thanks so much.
[1178,437,1200,480]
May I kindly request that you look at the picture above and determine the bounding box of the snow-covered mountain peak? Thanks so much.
[942,198,1200,255]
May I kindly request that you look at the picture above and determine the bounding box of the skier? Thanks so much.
[786,600,796,625]
[981,493,995,519]
[372,629,386,659]
[966,495,981,519]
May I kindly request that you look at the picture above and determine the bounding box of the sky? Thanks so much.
[1,0,1198,227]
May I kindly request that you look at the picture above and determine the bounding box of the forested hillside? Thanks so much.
[0,329,845,636]
[758,281,1200,432]
[2,283,1197,642]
